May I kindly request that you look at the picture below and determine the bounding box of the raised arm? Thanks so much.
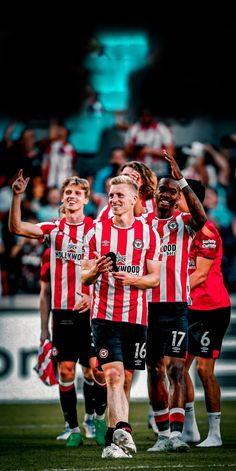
[8,169,43,238]
[164,150,207,231]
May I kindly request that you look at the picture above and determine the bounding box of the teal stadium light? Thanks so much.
[85,30,149,111]
[66,31,149,153]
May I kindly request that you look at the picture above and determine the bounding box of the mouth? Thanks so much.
[159,198,170,207]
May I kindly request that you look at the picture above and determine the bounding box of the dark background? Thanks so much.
[0,2,235,120]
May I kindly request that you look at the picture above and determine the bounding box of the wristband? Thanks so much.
[178,177,188,190]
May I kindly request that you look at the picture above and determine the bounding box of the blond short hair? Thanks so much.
[61,176,90,198]
[110,175,139,194]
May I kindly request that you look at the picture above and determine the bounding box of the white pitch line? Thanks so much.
[43,464,236,471]
[0,424,61,429]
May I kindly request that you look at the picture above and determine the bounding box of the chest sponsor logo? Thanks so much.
[117,252,126,264]
[118,265,140,274]
[133,239,144,249]
[68,243,77,251]
[160,243,176,256]
[201,239,216,249]
[55,250,82,262]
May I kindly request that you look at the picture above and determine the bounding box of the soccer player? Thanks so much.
[96,161,157,221]
[178,179,231,447]
[146,151,207,452]
[39,246,107,444]
[9,171,107,447]
[81,175,161,458]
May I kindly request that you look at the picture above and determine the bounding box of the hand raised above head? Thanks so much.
[163,150,182,180]
[12,169,30,195]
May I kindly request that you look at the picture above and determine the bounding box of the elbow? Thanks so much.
[199,273,208,284]
[8,221,20,235]
[152,276,160,288]
[196,215,207,231]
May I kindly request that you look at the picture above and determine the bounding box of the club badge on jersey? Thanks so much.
[34,339,58,386]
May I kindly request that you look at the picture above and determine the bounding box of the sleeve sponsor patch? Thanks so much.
[201,239,216,249]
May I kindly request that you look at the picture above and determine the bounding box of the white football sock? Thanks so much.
[197,412,222,447]
[182,401,200,442]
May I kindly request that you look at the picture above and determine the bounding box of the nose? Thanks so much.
[111,194,119,204]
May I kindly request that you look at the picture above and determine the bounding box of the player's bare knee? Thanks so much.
[148,364,166,383]
[196,363,211,380]
[167,361,184,383]
[59,363,75,382]
[105,366,122,387]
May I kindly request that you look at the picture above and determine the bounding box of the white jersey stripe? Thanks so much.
[105,226,118,321]
[122,228,134,322]
[61,232,70,309]
[175,215,184,302]
[160,221,170,301]
[49,229,58,309]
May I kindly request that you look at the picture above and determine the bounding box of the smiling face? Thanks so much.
[108,183,137,217]
[155,178,180,217]
[62,183,89,213]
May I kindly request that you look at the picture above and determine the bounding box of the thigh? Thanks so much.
[52,310,81,362]
[77,310,96,367]
[91,319,123,367]
[146,303,188,365]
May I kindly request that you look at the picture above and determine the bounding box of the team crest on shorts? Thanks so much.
[52,347,58,356]
[133,239,144,249]
[99,348,109,359]
[168,220,178,230]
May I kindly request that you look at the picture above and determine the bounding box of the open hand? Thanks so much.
[163,150,182,180]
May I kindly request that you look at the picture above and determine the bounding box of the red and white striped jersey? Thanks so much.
[96,197,156,221]
[188,220,230,310]
[148,213,195,303]
[38,216,93,309]
[96,202,113,221]
[83,218,160,325]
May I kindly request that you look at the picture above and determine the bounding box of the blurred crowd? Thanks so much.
[1,109,236,297]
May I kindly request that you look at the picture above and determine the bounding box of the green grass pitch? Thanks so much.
[0,401,236,471]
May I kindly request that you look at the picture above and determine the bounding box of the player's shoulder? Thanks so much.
[200,219,219,240]
[83,215,94,227]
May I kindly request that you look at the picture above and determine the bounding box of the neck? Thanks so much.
[156,208,174,219]
[134,198,144,216]
[65,209,85,224]
[112,212,135,228]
